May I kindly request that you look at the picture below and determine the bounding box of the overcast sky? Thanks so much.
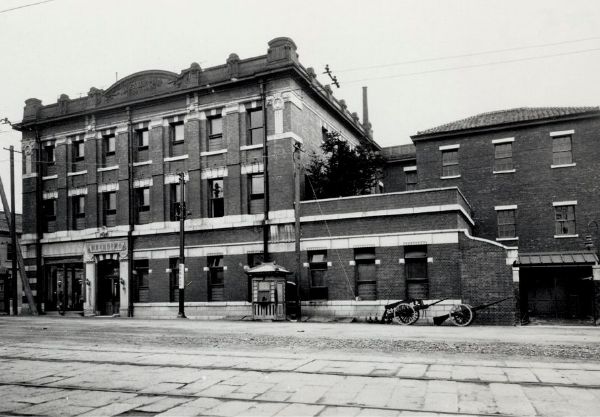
[2,0,600,212]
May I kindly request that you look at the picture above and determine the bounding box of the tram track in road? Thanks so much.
[1,350,599,390]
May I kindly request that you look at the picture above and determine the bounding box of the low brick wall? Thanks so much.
[133,302,252,320]
[302,299,462,324]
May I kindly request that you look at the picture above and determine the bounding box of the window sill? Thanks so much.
[201,149,227,157]
[42,174,58,181]
[440,175,461,180]
[497,237,519,241]
[551,163,576,169]
[171,139,185,145]
[67,170,87,177]
[133,160,153,167]
[164,154,189,162]
[493,169,516,174]
[97,165,118,172]
[554,234,579,239]
[240,144,263,151]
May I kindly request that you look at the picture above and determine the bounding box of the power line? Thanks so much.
[336,36,600,73]
[0,0,55,14]
[344,47,600,84]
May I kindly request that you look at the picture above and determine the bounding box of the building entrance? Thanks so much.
[521,266,593,321]
[97,259,120,315]
[44,261,84,313]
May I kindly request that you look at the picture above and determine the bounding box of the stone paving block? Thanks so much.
[275,403,325,416]
[16,398,94,417]
[136,396,192,412]
[352,383,395,408]
[396,364,427,378]
[319,405,363,416]
[77,402,138,416]
[197,382,240,397]
[357,408,401,416]
[155,404,203,416]
[235,381,275,395]
[255,389,293,402]
[243,401,289,416]
[504,367,539,383]
[490,383,536,416]
[139,381,184,394]
[288,384,330,403]
[206,399,257,416]
[423,392,458,414]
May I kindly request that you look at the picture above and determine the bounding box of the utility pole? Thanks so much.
[177,172,187,319]
[293,143,302,320]
[9,146,17,315]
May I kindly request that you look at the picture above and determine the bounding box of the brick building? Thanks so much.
[14,38,517,324]
[410,107,600,323]
[0,213,21,313]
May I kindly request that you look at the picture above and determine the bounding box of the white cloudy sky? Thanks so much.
[1,0,600,212]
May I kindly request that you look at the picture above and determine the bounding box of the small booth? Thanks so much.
[246,261,291,320]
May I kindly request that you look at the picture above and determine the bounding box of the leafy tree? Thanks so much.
[305,131,384,199]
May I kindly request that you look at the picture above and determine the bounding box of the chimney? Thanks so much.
[362,86,369,125]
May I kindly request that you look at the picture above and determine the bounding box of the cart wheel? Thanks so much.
[393,303,419,325]
[450,304,474,327]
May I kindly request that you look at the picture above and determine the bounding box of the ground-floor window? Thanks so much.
[355,248,376,300]
[208,256,224,301]
[134,259,149,303]
[405,246,428,299]
[44,260,84,311]
[308,250,328,300]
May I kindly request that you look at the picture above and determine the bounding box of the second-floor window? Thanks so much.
[43,199,56,233]
[494,143,513,172]
[6,244,13,261]
[73,138,84,161]
[44,144,55,165]
[441,149,459,177]
[247,108,263,145]
[497,209,516,239]
[74,195,85,218]
[208,117,223,151]
[555,204,576,236]
[169,183,183,221]
[103,134,116,157]
[209,179,224,218]
[249,174,264,214]
[136,187,150,213]
[102,191,117,225]
[405,171,417,191]
[552,135,573,165]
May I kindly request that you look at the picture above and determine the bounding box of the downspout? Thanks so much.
[126,107,134,317]
[260,81,270,261]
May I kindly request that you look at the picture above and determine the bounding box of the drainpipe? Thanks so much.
[260,81,269,261]
[126,107,134,317]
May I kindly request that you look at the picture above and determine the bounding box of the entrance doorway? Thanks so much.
[44,261,84,313]
[521,266,593,321]
[97,259,120,315]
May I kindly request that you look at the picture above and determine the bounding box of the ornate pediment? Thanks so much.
[104,70,178,103]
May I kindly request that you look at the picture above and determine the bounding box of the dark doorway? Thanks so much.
[44,261,84,312]
[521,266,593,321]
[97,259,120,315]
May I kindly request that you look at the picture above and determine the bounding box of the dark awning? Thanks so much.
[517,252,598,265]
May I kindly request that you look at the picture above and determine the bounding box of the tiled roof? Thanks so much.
[518,252,598,265]
[415,107,600,136]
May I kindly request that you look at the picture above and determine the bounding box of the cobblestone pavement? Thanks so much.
[0,317,599,416]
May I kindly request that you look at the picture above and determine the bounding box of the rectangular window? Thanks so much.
[497,209,516,239]
[208,116,224,151]
[494,142,513,172]
[74,195,85,218]
[209,179,224,218]
[6,244,13,261]
[169,257,179,302]
[169,183,183,221]
[44,144,55,165]
[555,204,576,235]
[405,171,417,191]
[309,250,328,300]
[441,149,459,177]
[249,174,264,214]
[103,134,116,156]
[247,108,264,145]
[136,187,150,213]
[355,248,376,301]
[137,129,149,149]
[208,256,224,301]
[43,199,56,221]
[170,122,185,143]
[134,259,149,303]
[405,246,428,299]
[552,135,573,165]
[73,139,84,161]
[247,253,264,301]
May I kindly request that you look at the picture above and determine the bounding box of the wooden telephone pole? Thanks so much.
[0,146,37,315]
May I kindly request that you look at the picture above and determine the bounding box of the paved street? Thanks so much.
[0,318,599,416]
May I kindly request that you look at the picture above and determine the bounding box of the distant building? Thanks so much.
[15,38,520,324]
[411,107,600,322]
[0,213,22,313]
